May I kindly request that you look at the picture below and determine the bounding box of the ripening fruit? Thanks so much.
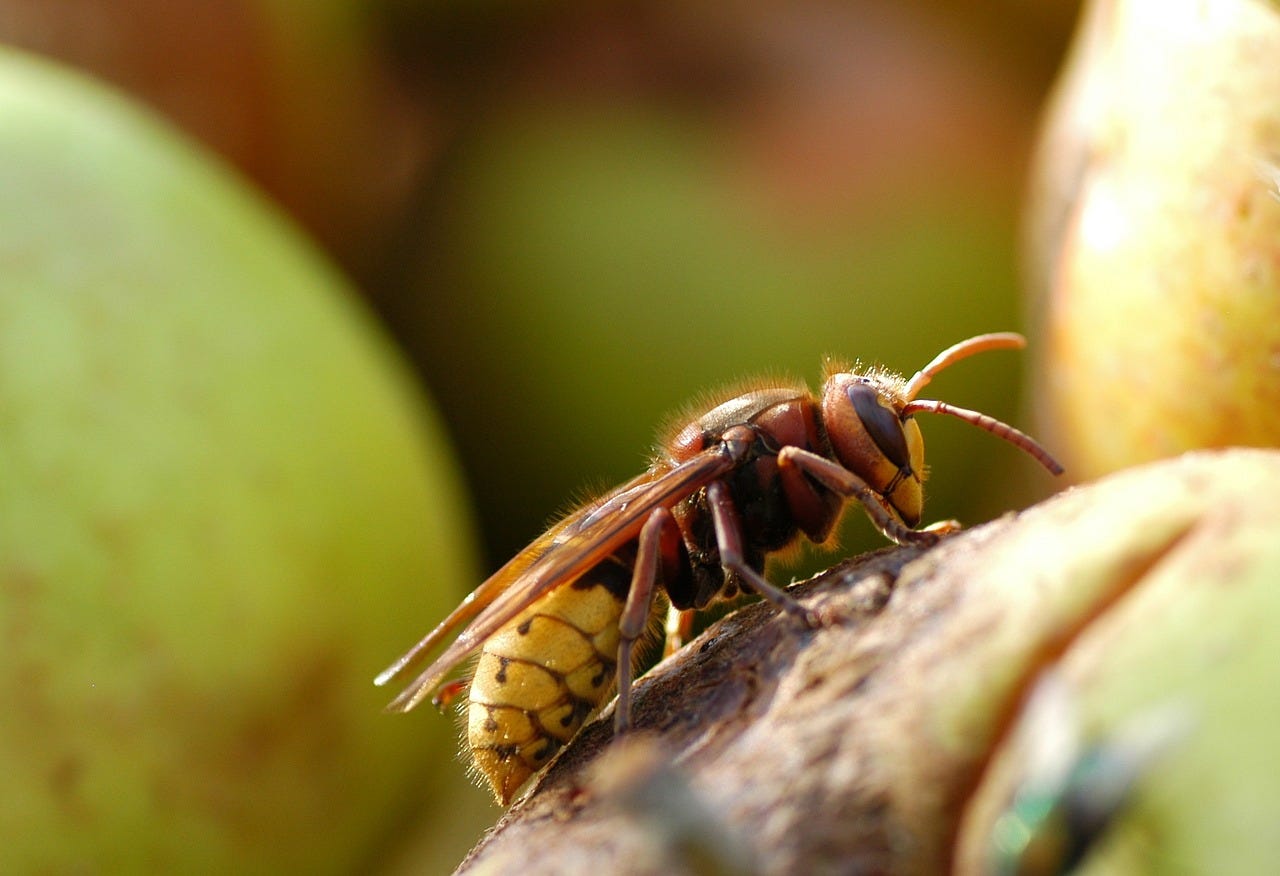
[1027,0,1280,480]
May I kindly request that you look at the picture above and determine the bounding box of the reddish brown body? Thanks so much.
[662,386,840,611]
[377,333,1062,804]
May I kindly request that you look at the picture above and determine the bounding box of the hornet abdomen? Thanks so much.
[465,553,633,803]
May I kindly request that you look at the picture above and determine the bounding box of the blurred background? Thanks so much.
[0,0,1082,869]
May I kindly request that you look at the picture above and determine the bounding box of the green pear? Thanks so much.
[404,106,1032,573]
[0,49,478,872]
[1026,0,1280,481]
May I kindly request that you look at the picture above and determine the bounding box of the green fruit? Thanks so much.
[0,49,478,872]
[407,106,1029,571]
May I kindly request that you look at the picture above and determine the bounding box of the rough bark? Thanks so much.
[451,448,1280,876]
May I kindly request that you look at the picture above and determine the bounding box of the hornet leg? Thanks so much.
[776,446,956,546]
[706,480,819,628]
[614,506,676,733]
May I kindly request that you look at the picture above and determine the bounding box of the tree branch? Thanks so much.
[452,449,1280,876]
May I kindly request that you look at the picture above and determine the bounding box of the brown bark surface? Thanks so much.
[456,529,990,875]
[451,449,1280,876]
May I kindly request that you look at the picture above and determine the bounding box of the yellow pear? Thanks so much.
[1027,0,1280,480]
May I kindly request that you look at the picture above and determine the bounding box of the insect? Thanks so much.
[376,332,1063,804]
[984,673,1191,876]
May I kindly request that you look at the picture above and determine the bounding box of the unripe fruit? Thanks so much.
[0,49,477,872]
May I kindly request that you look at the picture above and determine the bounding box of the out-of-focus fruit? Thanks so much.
[0,49,477,872]
[1026,0,1280,481]
[407,104,1030,569]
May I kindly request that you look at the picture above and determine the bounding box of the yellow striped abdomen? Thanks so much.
[466,556,631,804]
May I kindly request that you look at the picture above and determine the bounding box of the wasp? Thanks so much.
[377,333,1063,804]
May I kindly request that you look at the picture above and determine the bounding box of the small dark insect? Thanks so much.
[377,332,1063,804]
[985,673,1191,876]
